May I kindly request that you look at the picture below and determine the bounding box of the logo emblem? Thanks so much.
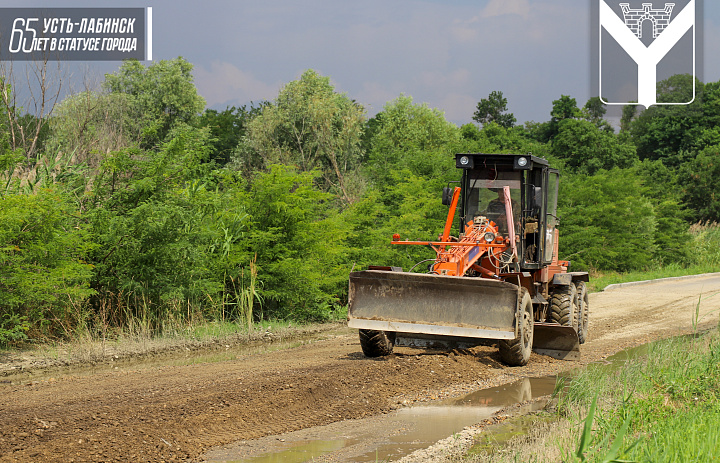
[599,0,696,107]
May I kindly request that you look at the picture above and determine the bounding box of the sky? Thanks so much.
[2,0,718,126]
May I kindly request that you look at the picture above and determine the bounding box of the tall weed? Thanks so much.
[223,256,262,330]
[689,221,720,268]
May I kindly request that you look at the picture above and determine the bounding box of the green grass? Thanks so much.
[186,319,296,340]
[556,329,720,462]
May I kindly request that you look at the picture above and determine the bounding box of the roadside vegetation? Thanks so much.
[463,316,720,462]
[2,58,720,347]
[587,222,720,292]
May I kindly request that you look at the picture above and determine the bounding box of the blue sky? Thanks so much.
[2,0,718,125]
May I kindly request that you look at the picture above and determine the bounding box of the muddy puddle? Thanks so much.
[202,375,557,463]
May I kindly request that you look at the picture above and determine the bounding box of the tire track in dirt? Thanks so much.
[1,274,719,463]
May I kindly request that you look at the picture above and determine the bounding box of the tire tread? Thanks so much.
[575,281,589,344]
[499,288,533,366]
[549,285,576,327]
[358,329,394,357]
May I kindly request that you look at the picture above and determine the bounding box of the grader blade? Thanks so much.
[347,270,519,340]
[532,322,580,360]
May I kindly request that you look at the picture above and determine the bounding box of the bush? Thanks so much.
[0,188,95,338]
[238,165,349,321]
[86,126,225,329]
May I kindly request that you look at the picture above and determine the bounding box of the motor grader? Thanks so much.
[347,153,589,366]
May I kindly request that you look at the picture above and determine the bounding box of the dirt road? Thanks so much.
[1,274,719,462]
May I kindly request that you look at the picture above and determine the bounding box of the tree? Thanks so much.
[559,168,659,271]
[0,59,63,162]
[530,95,582,143]
[460,123,481,141]
[583,96,607,123]
[240,166,348,321]
[45,90,143,167]
[620,103,637,133]
[244,69,365,203]
[551,119,637,175]
[0,188,95,338]
[472,90,516,128]
[635,159,691,264]
[104,57,206,148]
[86,125,222,327]
[360,112,383,155]
[366,95,459,189]
[198,104,265,165]
[459,121,548,158]
[371,95,458,155]
[657,73,697,103]
[551,95,581,122]
[522,120,555,144]
[680,146,720,222]
[355,96,462,271]
[582,96,613,132]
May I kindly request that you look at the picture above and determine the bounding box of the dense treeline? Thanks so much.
[1,58,718,342]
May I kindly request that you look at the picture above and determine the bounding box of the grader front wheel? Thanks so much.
[499,288,534,366]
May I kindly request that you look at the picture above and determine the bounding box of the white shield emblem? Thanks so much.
[599,0,696,107]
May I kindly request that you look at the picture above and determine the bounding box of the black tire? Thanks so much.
[548,284,577,327]
[358,329,395,357]
[575,281,589,344]
[499,288,533,366]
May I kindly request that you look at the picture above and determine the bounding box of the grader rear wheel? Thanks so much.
[358,329,395,357]
[548,284,577,327]
[499,288,534,366]
[575,281,589,344]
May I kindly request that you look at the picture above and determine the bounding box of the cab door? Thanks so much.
[543,170,560,264]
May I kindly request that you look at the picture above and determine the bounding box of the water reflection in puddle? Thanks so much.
[352,376,557,462]
[239,440,347,463]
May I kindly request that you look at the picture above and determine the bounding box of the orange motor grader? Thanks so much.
[347,153,589,366]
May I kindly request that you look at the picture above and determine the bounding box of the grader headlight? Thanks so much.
[514,155,531,170]
[456,155,474,169]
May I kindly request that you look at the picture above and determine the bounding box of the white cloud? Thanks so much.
[418,69,471,88]
[194,61,281,108]
[355,81,406,114]
[438,92,477,124]
[451,16,480,43]
[482,0,531,19]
